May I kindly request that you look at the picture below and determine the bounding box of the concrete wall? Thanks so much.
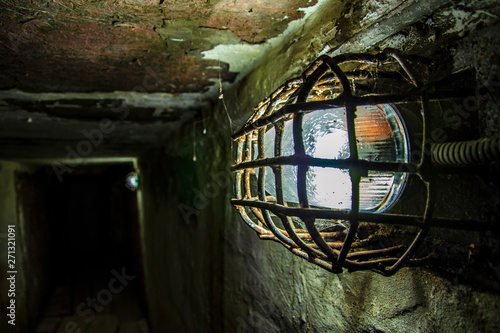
[0,161,26,332]
[138,137,227,332]
[0,162,53,332]
[137,0,500,332]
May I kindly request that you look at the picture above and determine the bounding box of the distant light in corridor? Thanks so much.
[126,172,139,191]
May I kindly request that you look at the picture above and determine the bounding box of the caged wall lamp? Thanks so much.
[230,49,500,276]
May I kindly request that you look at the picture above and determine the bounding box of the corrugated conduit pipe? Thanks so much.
[431,136,500,165]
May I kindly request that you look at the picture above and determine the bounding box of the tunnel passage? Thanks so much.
[15,162,149,332]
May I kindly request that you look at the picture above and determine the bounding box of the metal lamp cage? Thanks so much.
[230,49,492,276]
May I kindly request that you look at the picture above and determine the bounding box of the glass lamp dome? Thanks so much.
[231,50,431,275]
[263,103,409,213]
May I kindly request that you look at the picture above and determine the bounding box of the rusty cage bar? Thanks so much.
[230,49,495,276]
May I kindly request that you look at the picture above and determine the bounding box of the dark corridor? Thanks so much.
[17,163,149,333]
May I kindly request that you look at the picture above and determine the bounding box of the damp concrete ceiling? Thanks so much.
[1,0,322,93]
[0,0,322,158]
[3,0,494,159]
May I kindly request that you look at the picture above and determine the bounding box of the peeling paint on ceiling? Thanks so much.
[0,0,318,100]
[0,0,321,158]
[201,0,329,77]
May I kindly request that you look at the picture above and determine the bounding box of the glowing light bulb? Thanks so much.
[264,104,409,213]
[126,172,139,190]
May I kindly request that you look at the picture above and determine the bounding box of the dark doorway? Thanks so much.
[26,162,149,333]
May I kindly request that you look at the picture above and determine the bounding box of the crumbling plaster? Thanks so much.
[0,0,326,159]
